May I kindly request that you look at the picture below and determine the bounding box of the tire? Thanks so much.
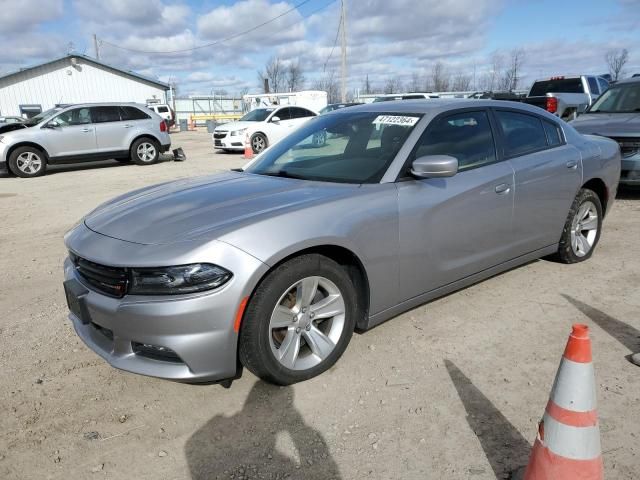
[250,133,268,154]
[239,254,357,385]
[554,188,603,263]
[8,146,47,178]
[130,137,160,165]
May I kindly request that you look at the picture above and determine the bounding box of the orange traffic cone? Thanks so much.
[243,133,253,160]
[524,324,603,480]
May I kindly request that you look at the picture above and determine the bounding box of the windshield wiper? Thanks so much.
[260,170,308,180]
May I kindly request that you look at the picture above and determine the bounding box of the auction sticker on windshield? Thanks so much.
[373,115,420,126]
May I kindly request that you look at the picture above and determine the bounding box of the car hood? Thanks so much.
[214,121,260,132]
[571,113,640,137]
[0,123,29,134]
[84,171,359,245]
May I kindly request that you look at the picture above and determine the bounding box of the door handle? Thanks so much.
[124,124,133,128]
[566,159,578,169]
[495,183,511,195]
[81,128,92,133]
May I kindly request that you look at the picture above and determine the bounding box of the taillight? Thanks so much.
[546,97,558,113]
[160,121,167,132]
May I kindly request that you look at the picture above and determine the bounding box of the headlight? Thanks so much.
[129,263,232,295]
[230,128,247,136]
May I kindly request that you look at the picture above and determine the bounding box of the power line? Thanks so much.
[99,0,335,55]
[323,6,342,72]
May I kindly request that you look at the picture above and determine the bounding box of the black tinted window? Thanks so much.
[543,121,562,147]
[289,107,315,119]
[275,108,291,120]
[587,77,599,94]
[414,111,496,171]
[530,78,584,96]
[597,78,609,93]
[91,106,121,123]
[120,106,150,120]
[496,111,547,156]
[157,106,169,113]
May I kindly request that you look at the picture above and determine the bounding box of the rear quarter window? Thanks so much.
[543,121,563,147]
[120,106,151,121]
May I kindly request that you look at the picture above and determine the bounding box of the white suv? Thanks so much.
[213,106,317,154]
[0,103,171,178]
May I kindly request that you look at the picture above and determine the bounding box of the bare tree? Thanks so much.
[500,49,525,91]
[257,56,285,93]
[384,76,403,94]
[407,72,422,92]
[452,73,472,92]
[285,60,306,92]
[362,75,372,95]
[606,48,629,81]
[431,62,450,92]
[313,71,340,103]
[481,51,503,91]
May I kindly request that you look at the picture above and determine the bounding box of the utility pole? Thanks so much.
[93,34,100,60]
[340,0,347,102]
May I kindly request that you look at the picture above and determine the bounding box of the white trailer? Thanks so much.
[243,91,328,113]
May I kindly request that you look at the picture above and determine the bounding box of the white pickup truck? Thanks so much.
[524,75,609,120]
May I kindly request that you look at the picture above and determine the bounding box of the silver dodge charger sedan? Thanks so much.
[63,100,620,386]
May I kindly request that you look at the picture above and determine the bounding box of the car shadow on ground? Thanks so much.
[617,186,640,200]
[185,381,342,480]
[444,360,530,480]
[43,154,177,175]
[562,294,639,363]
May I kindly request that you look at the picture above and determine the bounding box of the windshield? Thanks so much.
[245,111,422,184]
[23,107,65,126]
[529,78,584,96]
[240,108,275,122]
[588,83,640,113]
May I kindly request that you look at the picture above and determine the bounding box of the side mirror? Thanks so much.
[271,116,280,124]
[44,120,61,129]
[410,155,458,179]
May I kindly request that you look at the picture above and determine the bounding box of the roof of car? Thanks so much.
[612,76,640,85]
[56,102,149,109]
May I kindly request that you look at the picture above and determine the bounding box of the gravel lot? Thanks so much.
[1,130,639,479]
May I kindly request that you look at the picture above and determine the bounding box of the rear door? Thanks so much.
[493,109,582,254]
[288,107,317,129]
[44,107,96,159]
[396,109,517,300]
[91,106,127,155]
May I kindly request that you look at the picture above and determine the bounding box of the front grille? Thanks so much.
[214,131,228,139]
[70,253,128,298]
[610,137,640,158]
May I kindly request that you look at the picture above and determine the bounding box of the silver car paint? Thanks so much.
[64,99,620,383]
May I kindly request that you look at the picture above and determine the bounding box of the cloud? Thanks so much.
[0,0,63,33]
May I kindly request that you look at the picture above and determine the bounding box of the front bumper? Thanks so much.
[620,156,640,185]
[63,224,268,382]
[212,132,244,150]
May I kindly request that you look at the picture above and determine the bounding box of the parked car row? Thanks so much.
[0,103,171,177]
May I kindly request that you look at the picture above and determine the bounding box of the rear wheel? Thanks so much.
[130,137,159,165]
[239,254,357,385]
[250,133,268,154]
[8,146,47,178]
[555,188,602,263]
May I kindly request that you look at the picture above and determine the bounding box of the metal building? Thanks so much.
[0,54,169,118]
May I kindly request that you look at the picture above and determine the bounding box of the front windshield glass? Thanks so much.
[24,107,64,126]
[245,111,422,184]
[588,83,640,113]
[240,108,275,122]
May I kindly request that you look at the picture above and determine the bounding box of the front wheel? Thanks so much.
[250,133,268,154]
[555,188,602,263]
[239,254,357,385]
[8,146,47,178]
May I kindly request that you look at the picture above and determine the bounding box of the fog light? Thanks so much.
[132,342,182,363]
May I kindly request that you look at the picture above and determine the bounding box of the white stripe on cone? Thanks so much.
[550,358,597,412]
[541,413,601,460]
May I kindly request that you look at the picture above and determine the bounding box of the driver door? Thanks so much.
[43,107,97,159]
[396,109,517,301]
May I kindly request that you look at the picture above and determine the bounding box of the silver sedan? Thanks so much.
[63,100,620,386]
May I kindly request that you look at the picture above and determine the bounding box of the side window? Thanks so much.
[53,107,91,126]
[289,107,315,119]
[157,106,169,113]
[587,77,600,95]
[120,106,150,121]
[543,120,563,147]
[495,110,548,157]
[413,111,496,171]
[598,78,609,93]
[91,106,121,123]
[274,108,291,121]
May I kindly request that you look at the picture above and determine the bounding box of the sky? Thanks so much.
[0,0,639,97]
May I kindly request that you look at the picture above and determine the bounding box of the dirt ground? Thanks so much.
[1,130,639,480]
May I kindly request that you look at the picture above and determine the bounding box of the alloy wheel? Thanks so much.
[268,276,346,371]
[136,142,156,162]
[252,135,266,153]
[16,152,42,175]
[570,200,598,257]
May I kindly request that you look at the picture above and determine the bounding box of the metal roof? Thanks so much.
[0,54,169,89]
